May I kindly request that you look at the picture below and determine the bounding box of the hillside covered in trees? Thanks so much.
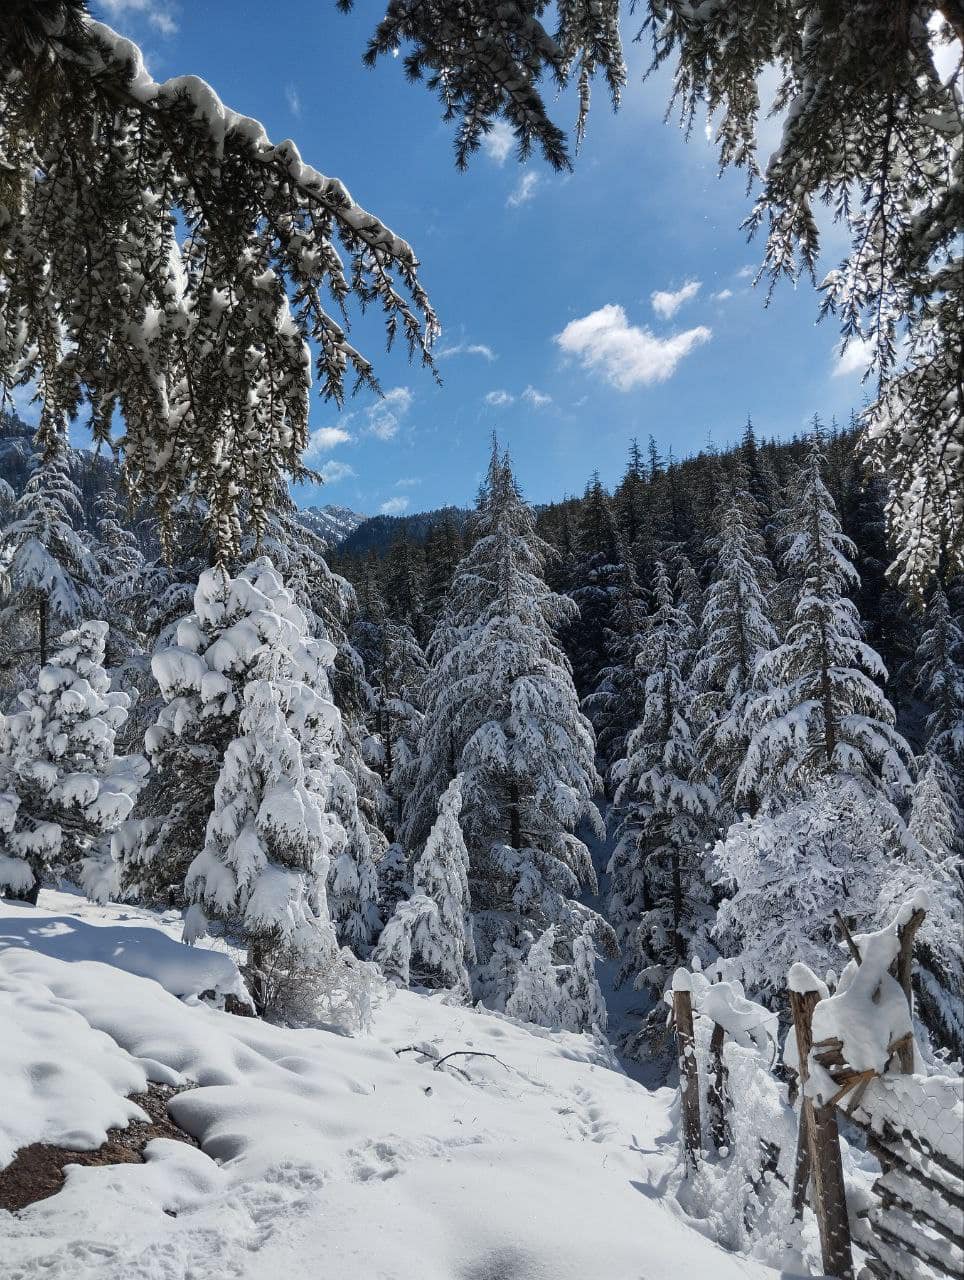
[1,3,961,1278]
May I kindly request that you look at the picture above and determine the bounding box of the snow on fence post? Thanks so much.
[671,970,701,1171]
[788,969,854,1280]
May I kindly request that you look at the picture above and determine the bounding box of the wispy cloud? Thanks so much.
[833,336,874,378]
[482,121,515,166]
[395,477,422,488]
[555,304,711,390]
[380,496,410,515]
[736,265,756,280]
[711,288,734,302]
[319,460,355,483]
[522,386,551,408]
[305,425,351,457]
[484,390,514,407]
[437,342,496,361]
[98,0,178,35]
[366,386,413,440]
[651,280,701,320]
[285,84,302,118]
[507,172,539,208]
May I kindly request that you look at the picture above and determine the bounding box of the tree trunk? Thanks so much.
[509,782,521,850]
[38,598,47,667]
[671,845,683,963]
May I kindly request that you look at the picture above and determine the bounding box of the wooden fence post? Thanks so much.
[789,986,855,1280]
[894,906,925,1073]
[707,1022,730,1152]
[672,983,701,1171]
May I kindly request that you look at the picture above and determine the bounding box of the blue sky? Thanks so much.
[81,0,871,517]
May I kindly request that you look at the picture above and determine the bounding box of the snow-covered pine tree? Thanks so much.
[0,620,143,903]
[410,776,475,994]
[1,4,435,558]
[565,474,622,697]
[120,559,378,951]
[903,754,964,1054]
[375,776,475,994]
[693,493,777,814]
[609,559,716,993]
[582,532,648,776]
[0,454,101,665]
[183,629,346,1011]
[913,585,964,780]
[737,432,913,808]
[405,443,611,1017]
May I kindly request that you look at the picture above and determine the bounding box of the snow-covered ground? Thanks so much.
[1,890,788,1280]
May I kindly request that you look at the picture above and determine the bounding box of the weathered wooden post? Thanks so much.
[894,903,926,1073]
[788,970,854,1280]
[671,972,701,1171]
[707,1022,730,1152]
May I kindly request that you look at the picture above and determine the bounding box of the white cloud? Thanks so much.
[366,386,413,440]
[305,425,351,456]
[484,390,515,407]
[437,342,496,361]
[98,0,177,34]
[395,477,421,488]
[482,121,515,166]
[380,496,410,515]
[522,386,552,408]
[711,288,734,302]
[555,304,712,390]
[319,460,355,483]
[285,85,302,118]
[507,173,539,208]
[833,336,875,378]
[736,265,756,280]
[651,280,701,320]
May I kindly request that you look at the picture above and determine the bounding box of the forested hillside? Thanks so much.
[1,4,960,1278]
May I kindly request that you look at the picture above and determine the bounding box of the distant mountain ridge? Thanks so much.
[295,503,367,547]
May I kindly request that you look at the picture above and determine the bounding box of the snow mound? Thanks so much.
[0,900,248,1003]
[0,899,781,1280]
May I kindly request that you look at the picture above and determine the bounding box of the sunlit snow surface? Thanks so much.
[1,890,784,1280]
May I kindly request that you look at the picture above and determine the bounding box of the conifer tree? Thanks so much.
[566,474,622,696]
[120,559,378,950]
[183,628,346,1009]
[0,620,142,903]
[914,585,964,779]
[582,532,647,776]
[0,454,101,665]
[738,433,913,807]
[375,776,475,995]
[609,560,716,991]
[694,494,778,813]
[405,443,610,1016]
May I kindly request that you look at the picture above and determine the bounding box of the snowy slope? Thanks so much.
[1,891,785,1280]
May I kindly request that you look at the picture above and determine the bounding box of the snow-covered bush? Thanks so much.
[506,923,607,1033]
[256,943,384,1033]
[714,777,920,1004]
[0,620,143,902]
